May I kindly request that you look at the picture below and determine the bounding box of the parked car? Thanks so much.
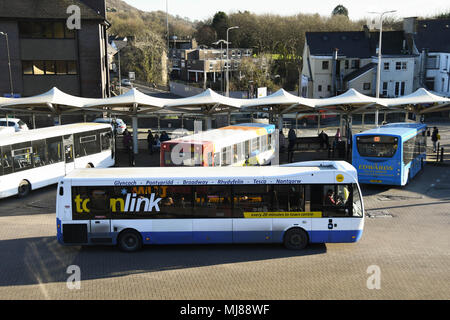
[93,118,127,134]
[0,118,29,132]
[121,79,132,87]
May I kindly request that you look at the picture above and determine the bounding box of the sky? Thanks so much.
[123,0,450,21]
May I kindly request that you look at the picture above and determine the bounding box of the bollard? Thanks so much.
[440,147,444,163]
[436,142,440,162]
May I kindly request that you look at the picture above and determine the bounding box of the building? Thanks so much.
[169,42,253,89]
[0,0,110,98]
[414,18,450,97]
[302,25,419,98]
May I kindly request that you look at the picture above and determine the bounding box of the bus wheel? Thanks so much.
[18,180,31,198]
[118,230,142,252]
[284,228,308,250]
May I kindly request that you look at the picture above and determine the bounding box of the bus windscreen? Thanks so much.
[356,135,398,158]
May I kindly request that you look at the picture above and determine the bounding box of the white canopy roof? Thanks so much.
[0,87,95,114]
[83,88,170,115]
[164,89,245,114]
[241,89,316,114]
[377,88,450,106]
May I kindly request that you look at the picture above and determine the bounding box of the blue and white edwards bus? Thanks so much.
[352,123,427,186]
[56,161,364,251]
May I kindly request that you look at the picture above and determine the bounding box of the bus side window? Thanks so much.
[46,137,63,164]
[32,139,48,168]
[11,142,33,172]
[233,185,271,217]
[194,185,232,218]
[272,185,305,212]
[213,152,220,166]
[1,145,13,175]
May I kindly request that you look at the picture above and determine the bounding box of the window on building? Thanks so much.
[345,60,349,69]
[22,61,33,75]
[33,61,45,75]
[396,61,407,70]
[382,82,388,96]
[327,85,331,92]
[22,60,77,75]
[318,85,322,92]
[363,83,371,90]
[351,59,360,69]
[384,62,389,70]
[425,77,435,91]
[322,61,329,70]
[18,21,76,39]
[402,62,407,70]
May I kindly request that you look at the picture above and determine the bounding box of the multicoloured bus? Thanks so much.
[352,123,427,186]
[160,123,276,167]
[56,161,364,252]
[0,123,115,199]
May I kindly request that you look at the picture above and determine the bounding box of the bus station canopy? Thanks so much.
[1,86,450,118]
[0,87,94,114]
[164,89,245,115]
[376,88,450,114]
[241,89,316,114]
[82,88,170,115]
[314,89,386,115]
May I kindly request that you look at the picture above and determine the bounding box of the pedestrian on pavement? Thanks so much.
[431,127,439,152]
[147,130,154,155]
[288,128,296,163]
[279,130,287,153]
[123,129,135,166]
[318,130,330,150]
[334,128,341,148]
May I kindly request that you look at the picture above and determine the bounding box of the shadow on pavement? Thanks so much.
[0,236,326,287]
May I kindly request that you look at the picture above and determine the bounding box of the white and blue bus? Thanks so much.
[56,161,364,251]
[352,123,427,186]
[0,123,115,199]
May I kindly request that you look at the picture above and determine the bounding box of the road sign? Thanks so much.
[128,72,135,81]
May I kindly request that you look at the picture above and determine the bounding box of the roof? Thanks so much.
[306,30,413,58]
[0,0,105,20]
[63,160,357,185]
[415,19,450,53]
[355,122,427,139]
[0,123,110,146]
[166,123,274,150]
[343,62,377,82]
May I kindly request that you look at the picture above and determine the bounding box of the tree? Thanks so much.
[211,11,229,40]
[332,5,349,17]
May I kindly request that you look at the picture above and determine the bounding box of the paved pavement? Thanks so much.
[0,122,449,300]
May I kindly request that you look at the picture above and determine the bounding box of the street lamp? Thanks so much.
[226,26,239,97]
[0,31,13,96]
[213,39,229,94]
[368,10,396,127]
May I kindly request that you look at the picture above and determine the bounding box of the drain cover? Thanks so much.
[366,210,393,218]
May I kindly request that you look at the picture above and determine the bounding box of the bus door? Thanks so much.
[310,184,353,243]
[63,135,75,174]
[88,188,112,242]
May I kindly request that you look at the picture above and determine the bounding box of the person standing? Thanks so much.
[288,128,297,163]
[123,129,134,166]
[147,130,154,155]
[431,127,439,152]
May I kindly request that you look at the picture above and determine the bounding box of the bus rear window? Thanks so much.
[356,135,398,158]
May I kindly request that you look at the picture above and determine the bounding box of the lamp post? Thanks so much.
[213,39,228,94]
[0,31,13,96]
[369,10,396,127]
[226,26,239,97]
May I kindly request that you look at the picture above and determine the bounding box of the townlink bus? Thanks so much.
[0,123,115,199]
[160,123,276,167]
[352,123,427,186]
[56,161,364,252]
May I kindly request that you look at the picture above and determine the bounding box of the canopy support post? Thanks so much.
[317,112,320,133]
[132,115,138,155]
[205,116,212,130]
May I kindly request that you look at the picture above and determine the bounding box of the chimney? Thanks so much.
[403,17,417,34]
[331,48,339,96]
[363,25,370,39]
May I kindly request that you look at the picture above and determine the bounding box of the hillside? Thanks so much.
[105,0,195,38]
